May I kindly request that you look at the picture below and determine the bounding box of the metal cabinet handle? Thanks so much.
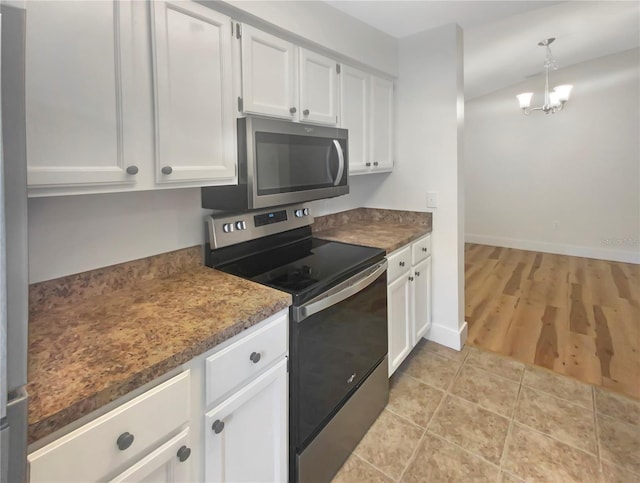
[212,420,225,434]
[126,165,138,175]
[303,109,310,116]
[422,247,428,252]
[399,261,405,267]
[415,271,421,277]
[161,166,173,175]
[116,432,134,451]
[409,276,414,282]
[365,162,371,167]
[250,351,261,364]
[373,161,379,166]
[177,445,191,462]
[290,107,297,114]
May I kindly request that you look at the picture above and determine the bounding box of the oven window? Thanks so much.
[255,132,346,194]
[292,272,387,450]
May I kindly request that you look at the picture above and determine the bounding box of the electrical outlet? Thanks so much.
[426,192,438,208]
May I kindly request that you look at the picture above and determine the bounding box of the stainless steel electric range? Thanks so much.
[205,203,389,483]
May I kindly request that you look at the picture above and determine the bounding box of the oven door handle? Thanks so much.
[292,260,387,323]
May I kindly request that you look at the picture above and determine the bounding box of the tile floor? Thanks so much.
[332,340,640,483]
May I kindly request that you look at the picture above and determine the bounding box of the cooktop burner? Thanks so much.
[213,235,385,303]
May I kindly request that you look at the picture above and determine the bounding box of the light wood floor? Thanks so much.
[465,243,640,400]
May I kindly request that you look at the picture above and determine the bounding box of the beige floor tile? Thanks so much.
[598,414,640,475]
[428,394,510,465]
[522,365,593,408]
[499,472,524,483]
[514,386,597,454]
[601,461,640,483]
[450,365,520,417]
[421,339,470,363]
[595,386,640,426]
[388,372,444,428]
[353,409,423,480]
[398,349,460,390]
[332,453,394,483]
[503,424,600,482]
[401,433,499,482]
[465,348,524,382]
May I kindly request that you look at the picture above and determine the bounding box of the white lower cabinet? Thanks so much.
[28,371,192,482]
[204,359,288,483]
[110,429,191,483]
[387,235,432,376]
[28,310,290,483]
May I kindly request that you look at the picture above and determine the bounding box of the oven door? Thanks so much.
[290,261,388,451]
[246,117,349,209]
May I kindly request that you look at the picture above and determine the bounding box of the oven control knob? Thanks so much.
[303,208,310,216]
[235,221,246,230]
[222,223,234,233]
[294,209,304,218]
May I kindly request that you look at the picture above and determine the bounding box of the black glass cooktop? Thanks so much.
[215,236,385,304]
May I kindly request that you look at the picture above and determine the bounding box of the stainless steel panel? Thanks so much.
[1,4,28,392]
[297,356,388,483]
[5,389,27,483]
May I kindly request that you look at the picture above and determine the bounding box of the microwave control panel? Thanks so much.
[207,204,313,249]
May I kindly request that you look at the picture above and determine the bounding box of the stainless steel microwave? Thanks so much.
[202,117,348,211]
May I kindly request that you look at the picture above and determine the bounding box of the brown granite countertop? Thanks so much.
[27,263,291,444]
[313,208,432,253]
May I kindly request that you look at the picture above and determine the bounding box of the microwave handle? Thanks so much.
[332,140,345,186]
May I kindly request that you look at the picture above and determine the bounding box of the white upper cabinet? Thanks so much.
[299,49,338,125]
[370,76,394,171]
[240,24,297,120]
[339,66,369,174]
[150,1,236,185]
[25,0,138,192]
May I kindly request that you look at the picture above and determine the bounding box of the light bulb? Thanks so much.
[516,92,533,109]
[553,84,573,102]
[549,91,561,107]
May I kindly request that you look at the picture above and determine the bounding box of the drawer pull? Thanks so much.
[303,109,310,116]
[422,247,428,252]
[415,271,421,277]
[177,445,191,462]
[399,261,405,267]
[409,276,414,282]
[116,432,134,451]
[289,107,297,114]
[161,166,173,175]
[212,419,225,434]
[250,352,261,364]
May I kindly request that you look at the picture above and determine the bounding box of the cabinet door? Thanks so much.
[240,25,296,120]
[299,49,338,125]
[412,257,432,345]
[205,359,288,483]
[370,76,394,171]
[339,65,369,174]
[26,0,137,190]
[388,273,412,376]
[151,1,236,185]
[109,429,191,483]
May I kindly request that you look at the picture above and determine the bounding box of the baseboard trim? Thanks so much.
[465,234,640,264]
[426,321,468,351]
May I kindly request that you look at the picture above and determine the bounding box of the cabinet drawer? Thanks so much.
[29,371,190,483]
[386,245,411,283]
[206,313,288,406]
[412,235,431,264]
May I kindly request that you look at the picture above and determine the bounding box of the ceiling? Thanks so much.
[325,1,640,99]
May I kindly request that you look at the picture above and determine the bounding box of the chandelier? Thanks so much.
[516,38,573,115]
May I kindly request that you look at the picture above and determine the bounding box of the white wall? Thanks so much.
[361,24,467,349]
[465,49,640,263]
